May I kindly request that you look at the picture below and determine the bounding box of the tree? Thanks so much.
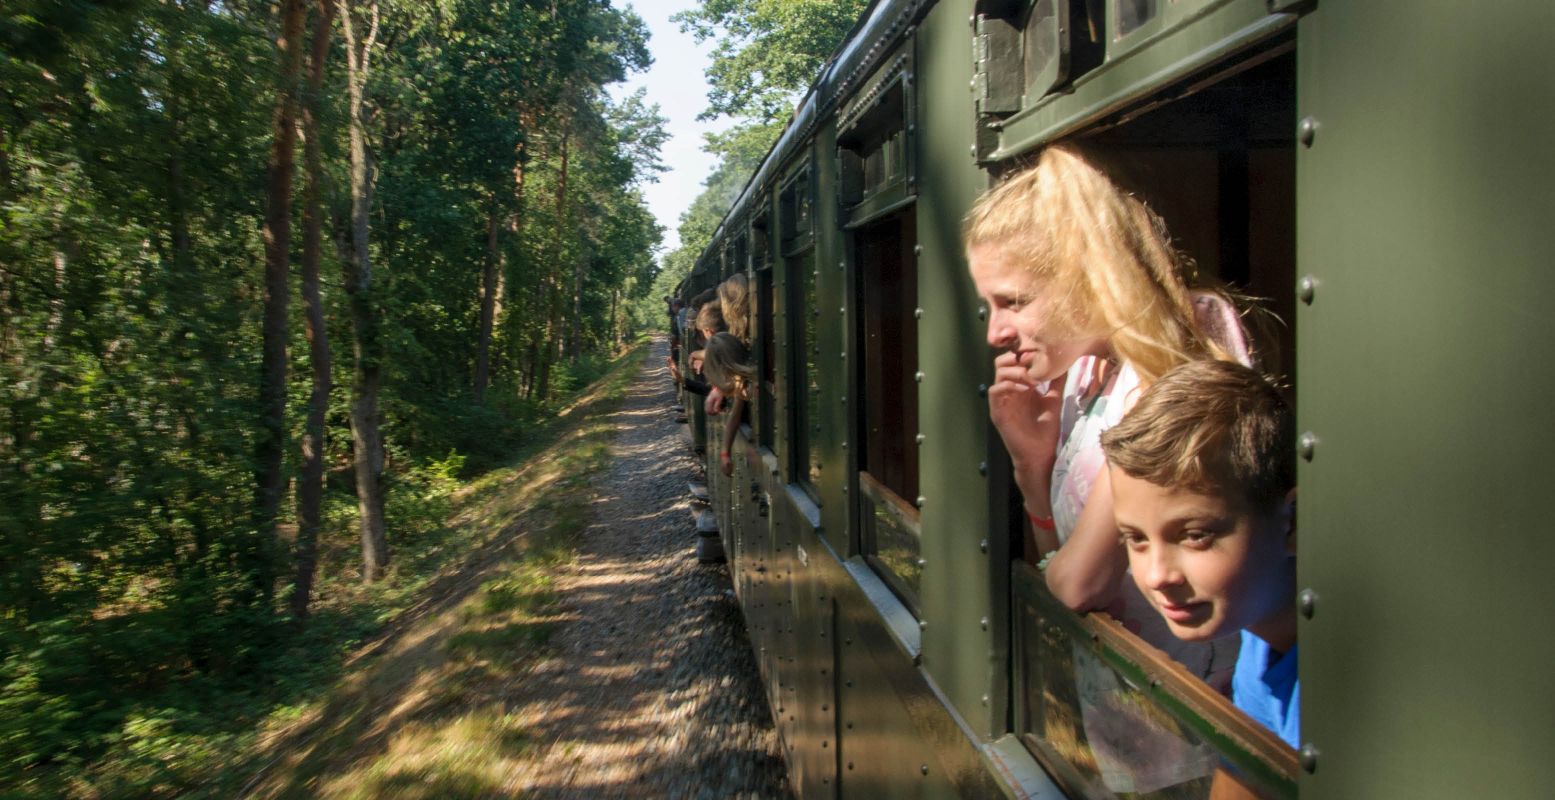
[293,0,337,617]
[254,0,309,600]
[340,0,389,582]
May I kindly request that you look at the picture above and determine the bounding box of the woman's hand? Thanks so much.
[720,450,733,476]
[988,351,1065,516]
[705,386,725,415]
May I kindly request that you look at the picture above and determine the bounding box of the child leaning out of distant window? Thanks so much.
[1099,359,1300,750]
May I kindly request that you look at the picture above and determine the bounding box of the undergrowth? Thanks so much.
[3,341,648,799]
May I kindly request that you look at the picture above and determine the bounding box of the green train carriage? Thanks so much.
[675,0,1555,797]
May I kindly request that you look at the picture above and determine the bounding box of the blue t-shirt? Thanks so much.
[1232,630,1300,749]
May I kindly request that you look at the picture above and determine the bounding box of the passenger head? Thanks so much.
[718,273,751,345]
[696,301,725,339]
[1101,359,1296,647]
[963,143,1224,384]
[702,332,755,397]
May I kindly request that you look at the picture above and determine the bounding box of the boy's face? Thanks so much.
[1110,467,1294,645]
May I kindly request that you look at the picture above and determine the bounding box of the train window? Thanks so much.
[780,167,820,494]
[1001,44,1299,800]
[753,208,777,452]
[1114,0,1158,38]
[854,212,920,607]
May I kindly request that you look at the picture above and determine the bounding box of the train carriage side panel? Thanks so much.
[1297,2,1555,797]
[914,0,1005,749]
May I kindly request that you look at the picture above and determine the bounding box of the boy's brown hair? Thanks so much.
[696,301,725,334]
[1100,359,1294,514]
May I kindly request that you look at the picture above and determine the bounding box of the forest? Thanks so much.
[0,0,862,795]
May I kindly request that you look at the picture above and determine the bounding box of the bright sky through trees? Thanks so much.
[612,0,736,254]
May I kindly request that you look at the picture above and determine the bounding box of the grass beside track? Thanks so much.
[235,343,645,799]
[13,341,648,799]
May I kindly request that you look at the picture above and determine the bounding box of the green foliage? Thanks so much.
[0,0,663,794]
[674,0,871,124]
[640,0,864,325]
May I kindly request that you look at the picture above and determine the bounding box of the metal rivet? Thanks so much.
[915,433,926,445]
[915,371,924,382]
[982,694,990,705]
[1299,588,1318,619]
[916,558,927,568]
[914,307,924,319]
[1298,275,1317,305]
[918,619,928,630]
[840,306,846,313]
[1299,432,1318,462]
[980,617,989,630]
[1299,744,1319,773]
[1298,116,1318,148]
[913,244,924,255]
[921,764,930,776]
[840,350,846,359]
[969,144,977,156]
[969,79,976,89]
[979,539,989,553]
[978,384,989,397]
[848,762,855,770]
[978,461,988,476]
[977,305,987,320]
[916,495,926,508]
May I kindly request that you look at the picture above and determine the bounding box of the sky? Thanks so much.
[610,0,737,256]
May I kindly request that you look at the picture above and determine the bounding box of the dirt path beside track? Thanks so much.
[502,338,789,799]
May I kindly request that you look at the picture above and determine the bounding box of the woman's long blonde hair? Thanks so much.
[718,273,751,345]
[703,332,756,396]
[962,144,1234,383]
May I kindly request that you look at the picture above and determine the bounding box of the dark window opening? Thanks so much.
[855,212,920,607]
[999,44,1300,798]
[753,211,777,452]
[781,166,818,494]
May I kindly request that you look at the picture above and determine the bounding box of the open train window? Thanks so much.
[853,212,920,609]
[780,165,820,495]
[752,206,777,453]
[838,50,923,607]
[1001,44,1299,798]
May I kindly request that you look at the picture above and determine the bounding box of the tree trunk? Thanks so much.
[341,0,388,582]
[292,0,335,618]
[539,127,569,400]
[473,194,499,403]
[254,0,307,602]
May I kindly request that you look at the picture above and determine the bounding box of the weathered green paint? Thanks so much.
[1296,2,1555,797]
[915,0,1001,750]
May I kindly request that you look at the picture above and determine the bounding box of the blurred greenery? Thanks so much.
[0,0,662,794]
